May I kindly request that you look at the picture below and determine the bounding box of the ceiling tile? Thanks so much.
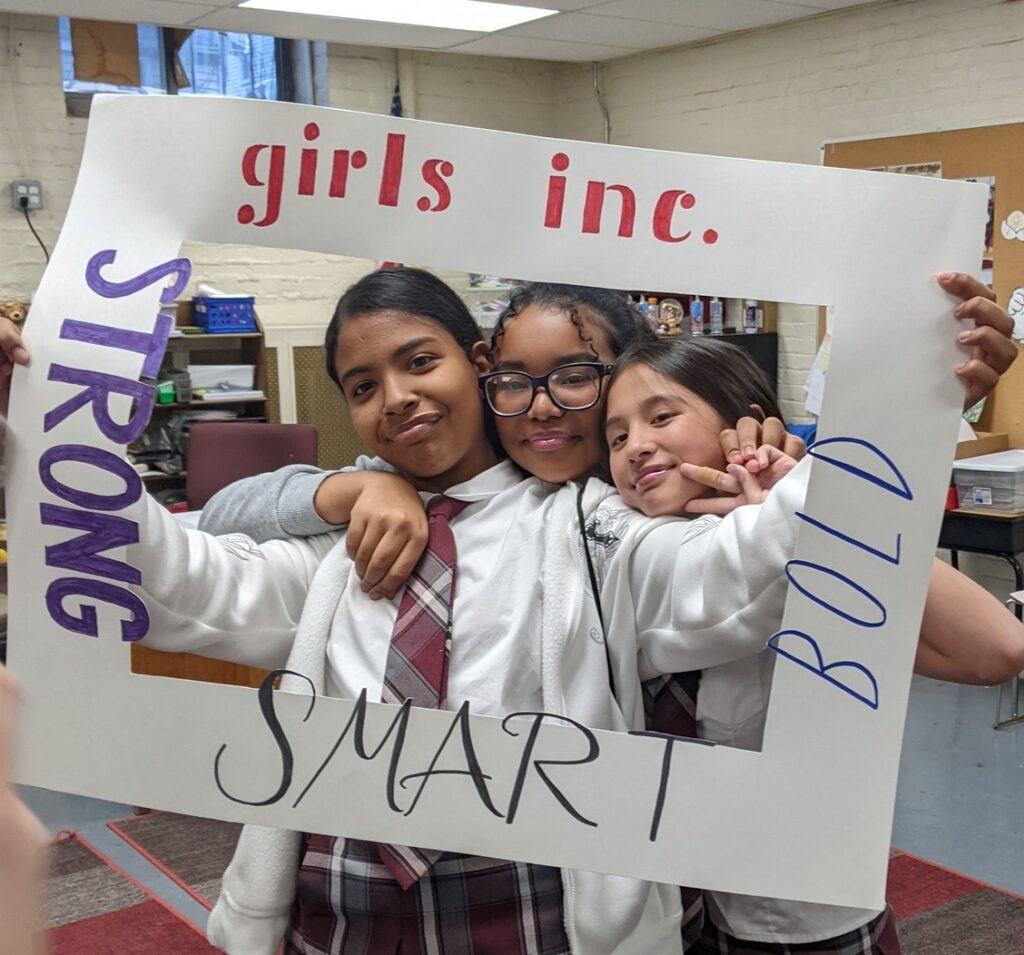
[503,12,720,47]
[448,33,637,61]
[4,0,218,26]
[473,0,613,10]
[785,0,880,8]
[587,0,826,32]
[187,8,484,47]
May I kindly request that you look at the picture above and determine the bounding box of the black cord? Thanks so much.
[21,203,49,263]
[576,484,616,700]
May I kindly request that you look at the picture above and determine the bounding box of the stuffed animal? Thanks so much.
[0,302,28,325]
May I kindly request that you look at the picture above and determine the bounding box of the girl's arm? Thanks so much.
[135,493,339,670]
[916,558,1024,684]
[608,457,811,676]
[199,460,427,601]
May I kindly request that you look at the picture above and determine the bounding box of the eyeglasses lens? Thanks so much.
[486,365,602,415]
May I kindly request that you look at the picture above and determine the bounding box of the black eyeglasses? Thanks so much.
[479,362,614,417]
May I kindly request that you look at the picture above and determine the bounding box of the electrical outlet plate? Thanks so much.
[11,179,43,210]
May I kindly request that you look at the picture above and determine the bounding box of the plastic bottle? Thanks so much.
[744,299,758,334]
[709,296,723,336]
[689,297,704,336]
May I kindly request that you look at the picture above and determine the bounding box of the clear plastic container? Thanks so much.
[953,449,1024,511]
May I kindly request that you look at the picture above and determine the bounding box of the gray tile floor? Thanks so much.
[20,673,1024,931]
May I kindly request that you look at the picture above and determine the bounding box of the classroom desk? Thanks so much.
[938,507,1024,729]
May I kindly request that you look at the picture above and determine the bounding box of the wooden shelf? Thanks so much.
[140,470,187,481]
[167,332,263,343]
[152,397,267,410]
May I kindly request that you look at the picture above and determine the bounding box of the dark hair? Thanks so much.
[610,336,784,426]
[324,267,484,388]
[323,267,504,457]
[490,283,655,360]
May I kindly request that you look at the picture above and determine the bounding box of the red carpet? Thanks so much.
[888,849,1024,954]
[102,813,1024,954]
[44,832,219,954]
[108,810,242,909]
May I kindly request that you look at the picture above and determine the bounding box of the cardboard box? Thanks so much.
[954,431,1009,460]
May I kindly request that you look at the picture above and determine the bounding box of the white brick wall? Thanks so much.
[0,15,85,303]
[555,0,1024,418]
[3,0,1023,394]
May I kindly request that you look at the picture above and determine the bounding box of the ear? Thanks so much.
[749,403,766,422]
[469,340,492,375]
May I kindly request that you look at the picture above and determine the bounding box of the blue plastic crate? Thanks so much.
[192,296,258,333]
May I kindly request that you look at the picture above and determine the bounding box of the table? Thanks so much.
[939,508,1024,729]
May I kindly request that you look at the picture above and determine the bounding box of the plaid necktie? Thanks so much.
[378,495,469,888]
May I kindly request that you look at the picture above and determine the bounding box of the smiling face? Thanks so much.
[491,304,616,483]
[334,310,496,492]
[605,363,729,517]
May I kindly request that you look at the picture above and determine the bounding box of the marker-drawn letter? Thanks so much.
[768,629,879,709]
[502,712,599,827]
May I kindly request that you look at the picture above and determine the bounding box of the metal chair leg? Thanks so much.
[995,599,1024,729]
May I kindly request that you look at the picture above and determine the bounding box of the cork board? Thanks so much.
[823,123,1024,445]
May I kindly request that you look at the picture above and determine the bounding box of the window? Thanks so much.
[58,18,280,112]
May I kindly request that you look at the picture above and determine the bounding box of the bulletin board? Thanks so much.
[823,121,1024,445]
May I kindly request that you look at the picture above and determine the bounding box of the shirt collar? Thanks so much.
[422,459,523,505]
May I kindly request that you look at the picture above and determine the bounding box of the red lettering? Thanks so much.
[378,133,406,207]
[652,190,695,243]
[544,152,570,229]
[298,122,319,196]
[417,159,454,212]
[329,149,367,198]
[581,181,636,237]
[238,143,286,227]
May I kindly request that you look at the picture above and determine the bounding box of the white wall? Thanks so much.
[0,19,561,328]
[3,0,1023,413]
[555,0,1024,418]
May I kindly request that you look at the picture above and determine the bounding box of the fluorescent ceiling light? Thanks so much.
[238,0,558,32]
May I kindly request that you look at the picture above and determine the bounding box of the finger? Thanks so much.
[344,515,366,562]
[759,418,787,452]
[727,462,763,502]
[956,293,1012,337]
[782,433,807,460]
[687,464,730,491]
[369,538,428,600]
[955,359,999,410]
[360,529,406,593]
[937,271,996,305]
[719,427,743,465]
[0,318,29,366]
[0,667,19,784]
[959,324,1018,375]
[683,495,744,516]
[733,417,762,458]
[351,523,386,580]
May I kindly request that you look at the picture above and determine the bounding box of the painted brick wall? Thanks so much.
[3,0,1023,413]
[0,22,561,327]
[555,0,1024,418]
[0,15,84,303]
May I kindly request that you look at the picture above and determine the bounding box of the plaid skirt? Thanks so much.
[692,905,901,955]
[285,834,570,955]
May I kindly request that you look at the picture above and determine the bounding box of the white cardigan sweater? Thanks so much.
[139,461,810,954]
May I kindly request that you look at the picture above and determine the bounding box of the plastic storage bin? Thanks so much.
[192,296,257,333]
[953,449,1024,511]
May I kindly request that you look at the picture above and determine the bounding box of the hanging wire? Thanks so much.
[21,206,49,263]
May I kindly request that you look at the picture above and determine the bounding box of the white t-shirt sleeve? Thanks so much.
[134,493,341,670]
[623,456,810,677]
